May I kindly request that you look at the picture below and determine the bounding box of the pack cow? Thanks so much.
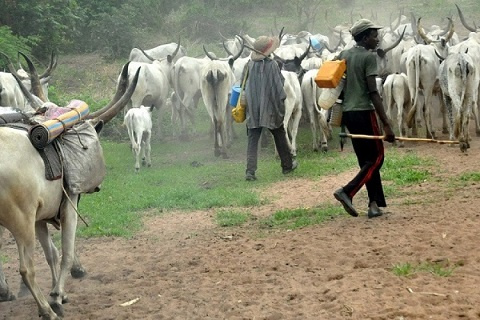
[0,62,140,319]
[201,45,243,158]
[438,52,477,152]
[383,73,413,146]
[124,105,154,171]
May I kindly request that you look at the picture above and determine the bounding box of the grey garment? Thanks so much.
[244,58,286,130]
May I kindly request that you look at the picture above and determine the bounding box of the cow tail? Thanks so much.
[406,53,420,127]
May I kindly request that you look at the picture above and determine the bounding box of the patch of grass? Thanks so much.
[383,150,433,186]
[392,260,459,277]
[458,172,480,182]
[215,210,251,227]
[259,205,344,230]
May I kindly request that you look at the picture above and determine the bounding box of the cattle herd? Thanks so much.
[1,3,480,319]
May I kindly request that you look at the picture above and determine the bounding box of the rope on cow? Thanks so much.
[61,183,89,227]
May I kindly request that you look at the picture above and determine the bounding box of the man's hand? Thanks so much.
[383,124,396,143]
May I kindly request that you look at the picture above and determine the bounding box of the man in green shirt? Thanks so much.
[333,19,395,218]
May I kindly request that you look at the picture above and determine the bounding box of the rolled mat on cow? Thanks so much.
[29,99,90,149]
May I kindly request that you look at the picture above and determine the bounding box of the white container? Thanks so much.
[317,76,345,110]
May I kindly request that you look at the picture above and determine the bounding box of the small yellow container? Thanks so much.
[315,60,346,88]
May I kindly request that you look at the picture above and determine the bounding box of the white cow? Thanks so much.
[301,68,331,152]
[129,42,186,63]
[124,105,153,171]
[405,44,442,138]
[171,55,210,138]
[281,70,303,157]
[383,73,413,146]
[0,52,57,111]
[438,52,477,152]
[200,46,243,158]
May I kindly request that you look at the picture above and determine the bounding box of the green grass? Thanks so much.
[392,260,459,277]
[76,121,440,238]
[215,210,251,227]
[259,205,345,230]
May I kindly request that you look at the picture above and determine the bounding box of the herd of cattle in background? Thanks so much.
[1,4,480,319]
[2,5,480,168]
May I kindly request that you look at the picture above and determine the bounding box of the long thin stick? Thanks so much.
[339,132,460,144]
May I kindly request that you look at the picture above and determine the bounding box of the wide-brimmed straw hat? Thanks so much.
[350,19,383,37]
[251,36,280,61]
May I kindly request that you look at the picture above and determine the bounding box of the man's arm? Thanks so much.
[366,75,395,142]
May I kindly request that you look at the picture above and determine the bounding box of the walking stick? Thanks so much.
[339,132,460,145]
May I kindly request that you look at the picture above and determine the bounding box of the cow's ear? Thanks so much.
[94,120,104,134]
[228,58,234,69]
[167,55,173,63]
[441,39,446,47]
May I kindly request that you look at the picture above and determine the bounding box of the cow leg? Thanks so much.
[15,222,60,319]
[213,118,221,157]
[134,131,142,172]
[49,194,80,317]
[144,130,152,167]
[35,222,60,295]
[219,119,229,159]
[289,108,302,157]
[0,226,16,302]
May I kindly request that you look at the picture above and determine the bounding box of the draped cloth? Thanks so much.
[244,59,286,130]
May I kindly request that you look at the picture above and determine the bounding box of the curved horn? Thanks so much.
[383,26,407,53]
[39,51,57,79]
[443,17,455,43]
[438,17,452,36]
[230,37,244,61]
[87,62,131,119]
[0,52,44,110]
[170,39,181,60]
[298,40,311,61]
[434,49,446,62]
[417,18,432,44]
[455,4,477,32]
[138,47,155,61]
[222,40,234,56]
[203,45,218,60]
[18,51,47,102]
[391,11,402,32]
[279,27,285,42]
[88,65,140,124]
[218,31,229,40]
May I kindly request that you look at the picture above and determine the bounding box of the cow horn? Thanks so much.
[218,31,229,40]
[203,45,218,60]
[299,40,311,61]
[88,61,131,118]
[279,27,285,42]
[88,64,140,124]
[10,71,45,110]
[443,17,455,43]
[434,49,446,62]
[138,47,155,61]
[417,18,432,44]
[230,37,244,61]
[38,51,57,79]
[170,39,181,60]
[222,40,234,56]
[438,17,452,36]
[455,4,477,32]
[390,10,402,32]
[383,26,407,53]
[18,52,48,102]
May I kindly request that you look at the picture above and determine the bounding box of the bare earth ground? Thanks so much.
[2,129,480,320]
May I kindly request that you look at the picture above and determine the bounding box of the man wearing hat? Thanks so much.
[333,19,395,218]
[241,35,297,181]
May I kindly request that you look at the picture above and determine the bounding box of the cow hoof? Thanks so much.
[321,146,328,153]
[71,266,87,279]
[50,301,64,317]
[222,153,229,159]
[460,142,469,153]
[0,291,15,302]
[214,149,221,157]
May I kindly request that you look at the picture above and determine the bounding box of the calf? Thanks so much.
[383,73,413,146]
[124,105,154,171]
